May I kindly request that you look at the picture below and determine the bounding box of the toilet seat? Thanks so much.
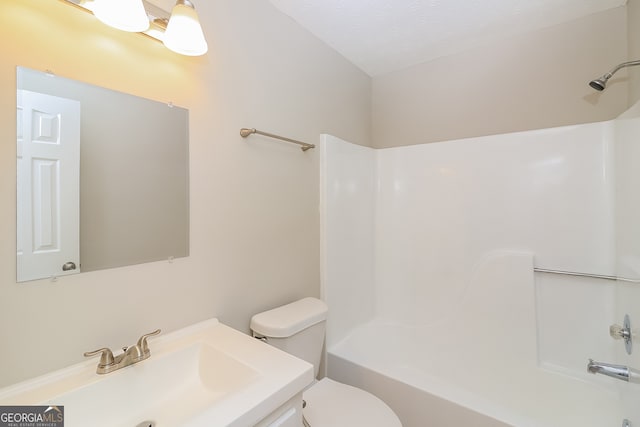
[303,378,402,427]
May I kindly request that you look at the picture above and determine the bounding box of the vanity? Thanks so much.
[0,319,313,427]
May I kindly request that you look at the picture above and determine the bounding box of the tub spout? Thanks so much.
[587,359,640,383]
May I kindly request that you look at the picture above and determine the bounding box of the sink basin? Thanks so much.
[0,319,313,427]
[54,343,259,426]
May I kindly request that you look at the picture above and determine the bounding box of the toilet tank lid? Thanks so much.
[250,297,328,338]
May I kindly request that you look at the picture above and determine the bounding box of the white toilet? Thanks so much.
[250,297,402,427]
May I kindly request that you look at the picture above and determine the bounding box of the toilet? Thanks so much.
[250,297,402,427]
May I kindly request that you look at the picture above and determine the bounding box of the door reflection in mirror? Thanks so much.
[17,90,81,282]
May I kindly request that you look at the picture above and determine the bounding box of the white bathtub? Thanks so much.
[325,253,623,427]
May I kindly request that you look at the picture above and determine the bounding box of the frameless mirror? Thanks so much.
[16,67,189,282]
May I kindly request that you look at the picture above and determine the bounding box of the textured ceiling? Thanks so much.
[268,0,627,76]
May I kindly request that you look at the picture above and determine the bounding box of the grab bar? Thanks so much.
[240,128,315,152]
[534,267,640,283]
[534,268,616,281]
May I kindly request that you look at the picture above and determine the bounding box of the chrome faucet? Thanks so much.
[84,329,161,374]
[587,359,640,383]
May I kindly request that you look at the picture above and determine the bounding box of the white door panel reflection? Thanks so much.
[17,90,80,282]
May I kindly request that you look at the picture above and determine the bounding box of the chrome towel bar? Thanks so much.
[534,267,640,283]
[240,128,315,152]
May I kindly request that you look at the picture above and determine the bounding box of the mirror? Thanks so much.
[16,67,189,282]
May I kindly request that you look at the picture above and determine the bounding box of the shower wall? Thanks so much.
[614,112,640,278]
[374,123,616,326]
[321,118,623,376]
[320,138,376,346]
[613,110,640,424]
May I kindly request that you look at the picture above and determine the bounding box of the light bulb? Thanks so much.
[92,0,149,33]
[163,0,208,56]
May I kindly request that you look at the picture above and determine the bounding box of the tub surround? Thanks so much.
[321,110,639,425]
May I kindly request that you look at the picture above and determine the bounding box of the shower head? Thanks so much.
[589,60,640,91]
[589,76,609,91]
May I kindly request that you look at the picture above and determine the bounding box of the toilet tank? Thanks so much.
[250,297,328,378]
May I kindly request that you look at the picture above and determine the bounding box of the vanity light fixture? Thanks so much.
[92,0,149,32]
[162,0,208,56]
[60,0,208,56]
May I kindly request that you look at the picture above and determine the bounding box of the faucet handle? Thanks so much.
[83,348,115,368]
[136,329,161,355]
[610,324,631,340]
[610,314,633,355]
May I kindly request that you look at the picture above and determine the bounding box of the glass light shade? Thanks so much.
[92,0,150,33]
[163,1,208,56]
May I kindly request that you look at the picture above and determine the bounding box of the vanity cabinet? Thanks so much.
[255,394,304,427]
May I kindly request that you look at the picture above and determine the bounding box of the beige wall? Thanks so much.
[629,0,640,105]
[0,0,370,387]
[372,6,630,148]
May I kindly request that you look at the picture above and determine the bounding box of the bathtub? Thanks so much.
[324,252,623,427]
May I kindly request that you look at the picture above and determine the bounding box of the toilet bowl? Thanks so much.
[250,297,402,427]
